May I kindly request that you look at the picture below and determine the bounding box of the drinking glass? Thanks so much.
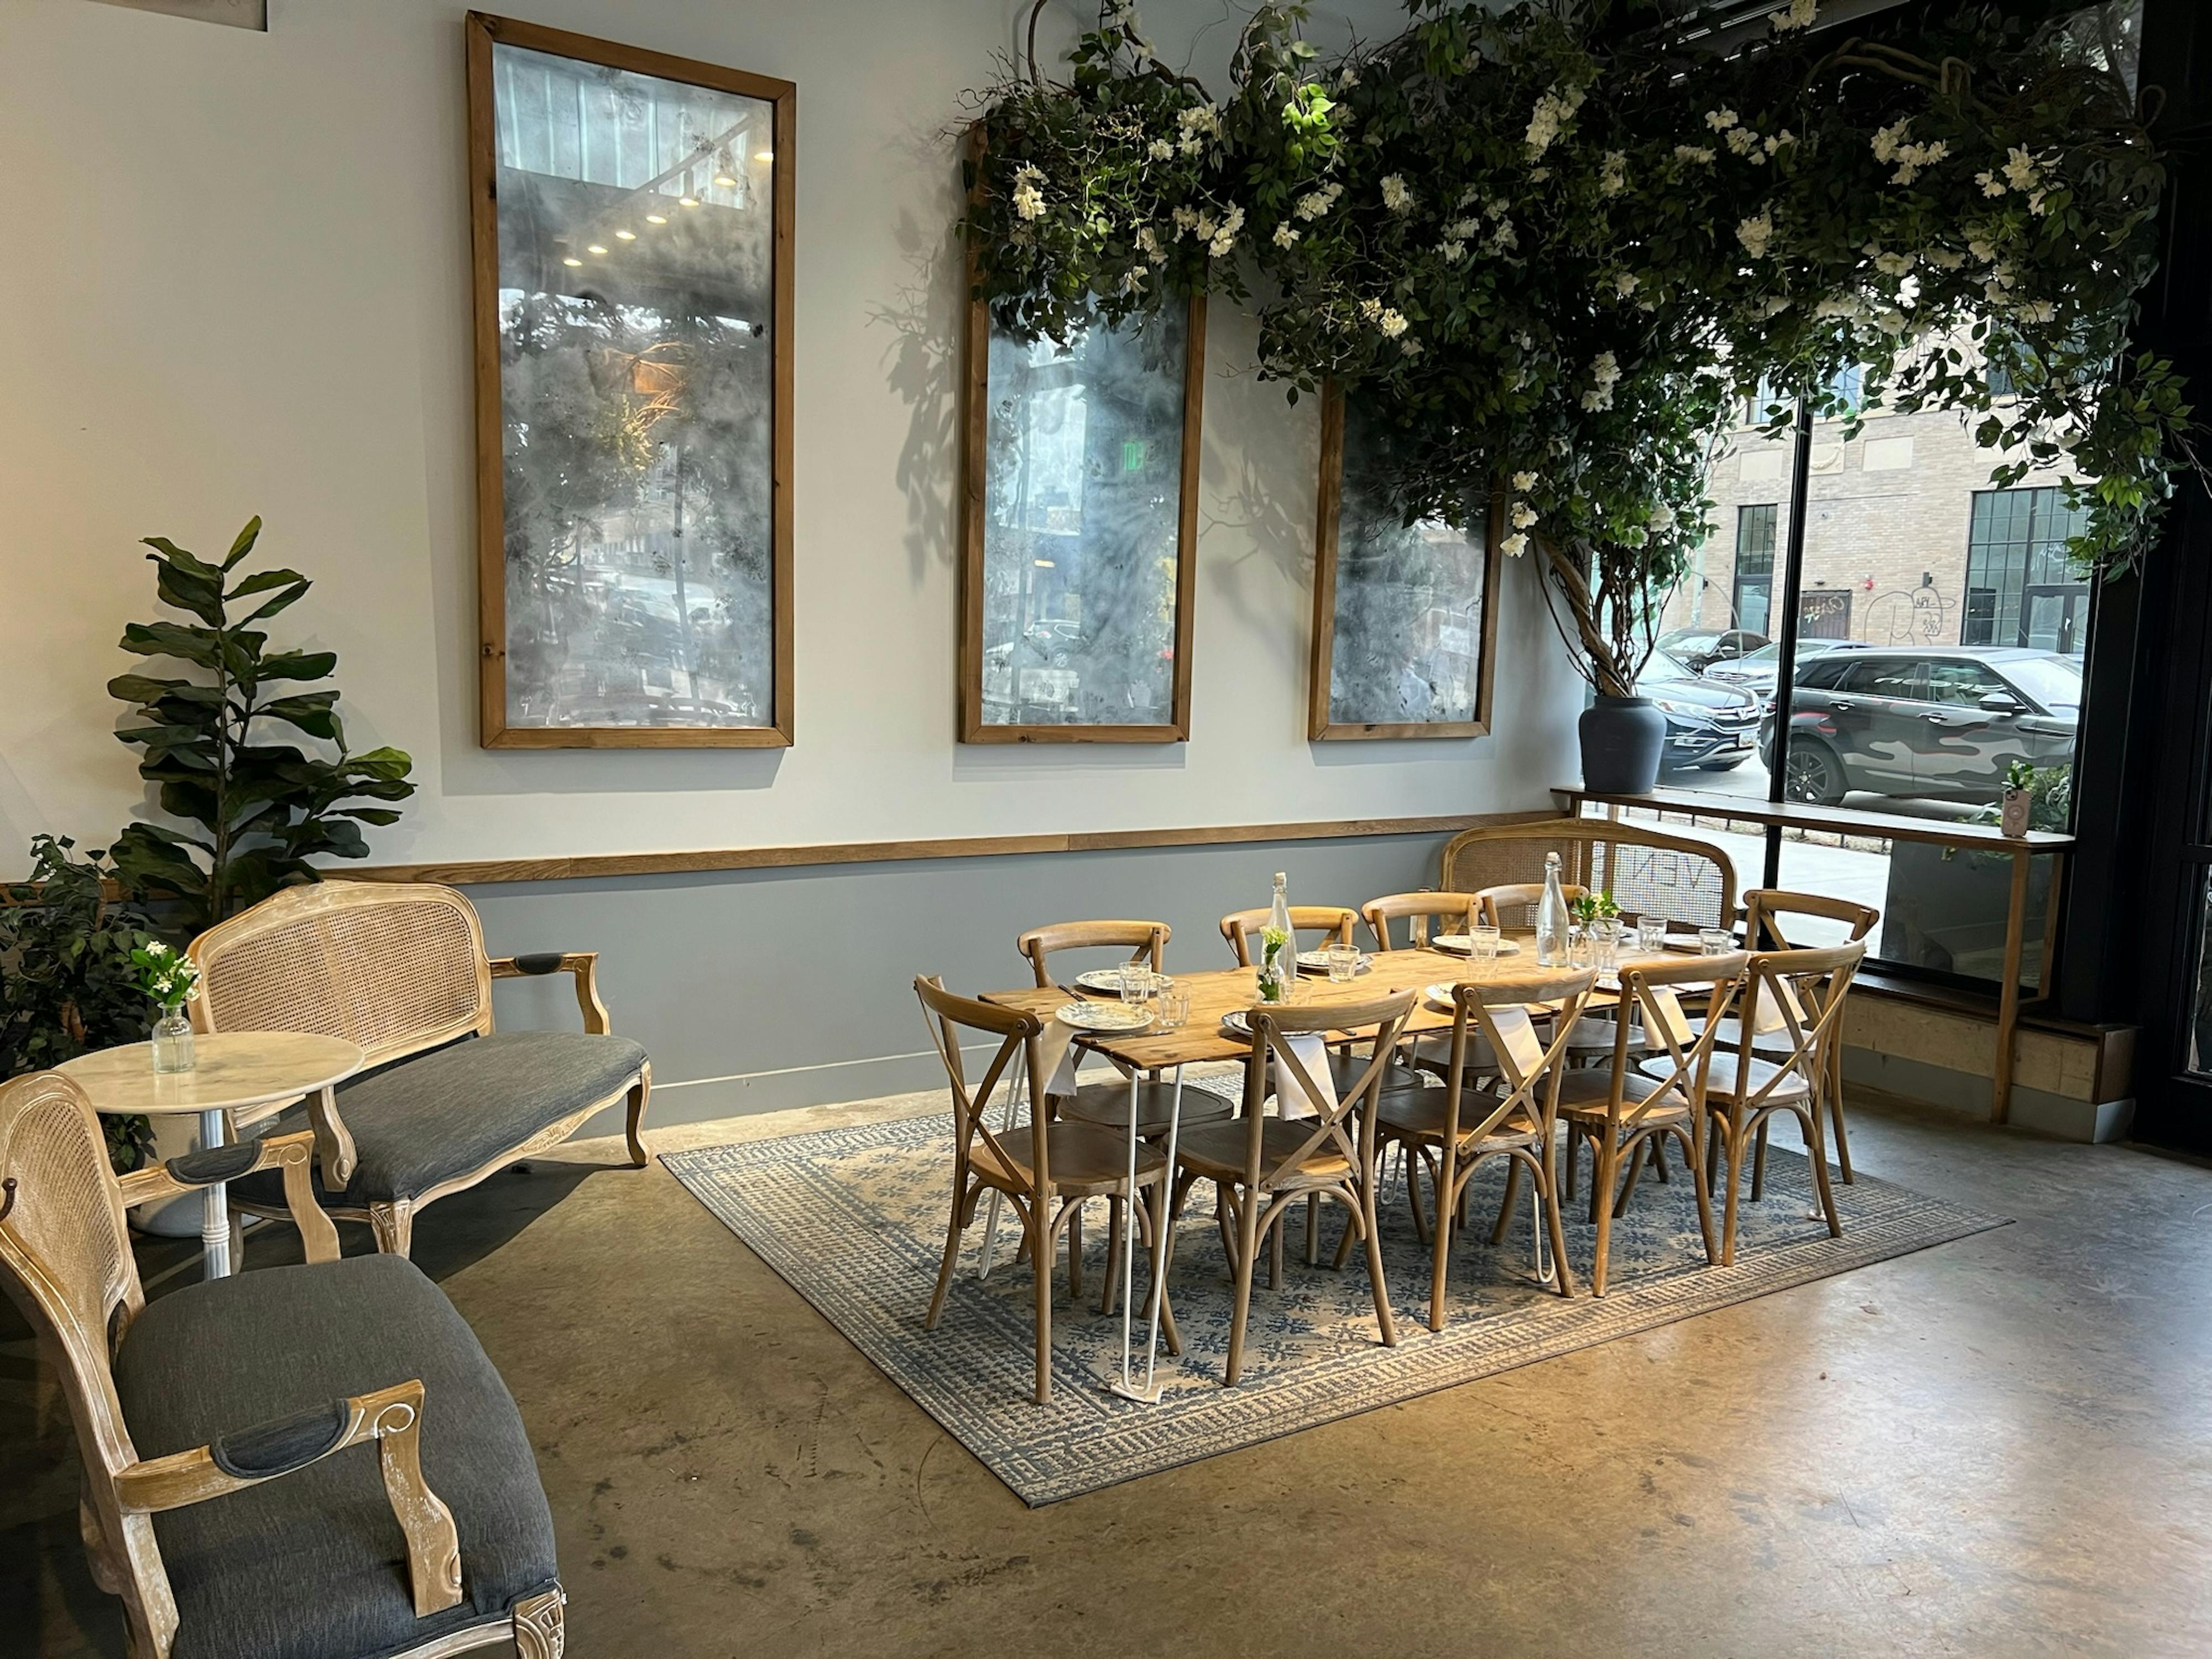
[1567,924,1592,969]
[1326,943,1361,983]
[1118,964,1157,1008]
[1592,919,1620,973]
[1470,923,1502,963]
[1637,916,1668,955]
[1157,980,1190,1029]
[1698,928,1734,957]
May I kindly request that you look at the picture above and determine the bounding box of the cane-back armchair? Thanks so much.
[1441,816,1737,932]
[0,1071,565,1658]
[189,881,650,1256]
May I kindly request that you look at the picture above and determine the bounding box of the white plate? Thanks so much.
[1056,1000,1154,1034]
[1296,950,1371,975]
[1432,935,1521,956]
[1421,982,1465,1013]
[1073,968,1138,995]
[1220,1009,1254,1036]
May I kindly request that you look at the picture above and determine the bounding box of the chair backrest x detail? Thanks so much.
[914,976,1051,1190]
[1604,953,1752,1131]
[1434,969,1600,1147]
[1016,920,1169,992]
[1239,991,1416,1189]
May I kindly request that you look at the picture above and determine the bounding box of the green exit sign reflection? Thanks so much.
[1120,439,1147,473]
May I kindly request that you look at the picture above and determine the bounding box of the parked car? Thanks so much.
[1760,646,2080,806]
[1635,650,1764,772]
[1655,627,1768,674]
[1704,637,1873,708]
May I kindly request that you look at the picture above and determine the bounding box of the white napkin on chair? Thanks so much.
[1271,1032,1339,1121]
[1035,1015,1082,1099]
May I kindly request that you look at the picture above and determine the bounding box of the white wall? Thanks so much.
[0,0,1580,877]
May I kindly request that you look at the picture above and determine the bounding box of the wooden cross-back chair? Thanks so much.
[1168,990,1416,1386]
[1441,817,1737,933]
[1361,891,1485,952]
[1012,920,1233,1140]
[1707,888,1880,1182]
[0,1072,565,1658]
[1474,880,1589,931]
[1218,905,1358,967]
[189,881,651,1256]
[1666,940,1867,1264]
[1557,954,1749,1296]
[1370,969,1596,1326]
[914,977,1178,1404]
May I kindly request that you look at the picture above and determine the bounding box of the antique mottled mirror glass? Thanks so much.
[1308,385,1500,739]
[469,15,795,747]
[961,298,1203,741]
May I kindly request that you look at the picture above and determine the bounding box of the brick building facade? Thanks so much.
[1662,395,2089,659]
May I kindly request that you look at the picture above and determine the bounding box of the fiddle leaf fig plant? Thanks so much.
[106,517,416,934]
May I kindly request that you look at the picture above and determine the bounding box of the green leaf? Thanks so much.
[153,559,227,626]
[120,620,224,670]
[257,691,341,740]
[220,516,264,570]
[140,536,221,580]
[254,649,337,683]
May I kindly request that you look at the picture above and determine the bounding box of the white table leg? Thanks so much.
[198,1107,232,1280]
[1109,1063,1183,1405]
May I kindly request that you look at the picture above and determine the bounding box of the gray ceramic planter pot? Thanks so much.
[1579,694,1667,793]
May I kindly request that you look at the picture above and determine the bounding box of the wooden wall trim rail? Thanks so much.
[345,812,1544,888]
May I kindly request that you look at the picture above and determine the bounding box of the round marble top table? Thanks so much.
[57,1031,362,1280]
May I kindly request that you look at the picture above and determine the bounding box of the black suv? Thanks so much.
[1761,646,2080,806]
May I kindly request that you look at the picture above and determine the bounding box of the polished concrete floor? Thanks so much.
[6,1091,2210,1658]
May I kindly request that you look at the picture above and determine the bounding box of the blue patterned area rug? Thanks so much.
[664,1109,2005,1506]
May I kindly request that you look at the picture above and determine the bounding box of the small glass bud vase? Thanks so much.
[150,1011,196,1074]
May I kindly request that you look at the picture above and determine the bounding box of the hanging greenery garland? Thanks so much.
[958,1,2189,695]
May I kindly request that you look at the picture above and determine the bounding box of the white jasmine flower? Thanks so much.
[1209,228,1237,256]
[1967,235,1999,262]
[1400,337,1423,357]
[1010,164,1047,221]
[1874,308,1910,335]
[1119,267,1147,295]
[1135,225,1160,258]
[1727,127,1762,158]
[2027,189,2051,217]
[1338,65,1360,88]
[1598,152,1627,197]
[1487,218,1519,254]
[1501,531,1529,557]
[1510,502,1539,529]
[1293,181,1344,221]
[1530,165,1552,183]
[1764,130,1796,155]
[2002,145,2039,191]
[1380,174,1413,212]
[1760,295,1793,317]
[1511,470,1538,491]
[1770,0,1818,33]
[1273,222,1301,250]
[1706,108,1740,132]
[1873,248,1916,276]
[1737,210,1774,259]
[1582,350,1621,411]
[1674,144,1717,166]
[1358,296,1383,322]
[1647,502,1678,534]
[1377,307,1408,339]
[1147,138,1175,162]
[1925,246,1965,270]
[1446,216,1480,239]
[1871,118,1912,164]
[1615,271,1639,297]
[2017,298,2058,324]
[1441,238,1467,264]
[1524,83,1585,159]
[1171,205,1199,234]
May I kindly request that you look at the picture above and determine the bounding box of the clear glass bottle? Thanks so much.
[1536,852,1571,968]
[150,1010,196,1073]
[1256,871,1294,1002]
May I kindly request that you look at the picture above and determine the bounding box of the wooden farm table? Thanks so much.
[980,942,1668,1401]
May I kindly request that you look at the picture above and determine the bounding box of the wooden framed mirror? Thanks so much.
[1308,382,1501,740]
[958,285,1205,744]
[468,12,796,748]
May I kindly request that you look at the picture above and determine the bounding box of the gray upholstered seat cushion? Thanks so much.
[113,1254,556,1659]
[239,1031,646,1208]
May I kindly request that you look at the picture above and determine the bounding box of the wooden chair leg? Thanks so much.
[1681,1123,1719,1264]
[1066,1200,1084,1302]
[1802,1104,1844,1239]
[1224,1188,1263,1386]
[1751,1120,1769,1201]
[1359,1171,1398,1349]
[1539,1140,1577,1297]
[1718,1117,1748,1267]
[1590,1136,1620,1297]
[1650,1132,1671,1183]
[1827,1058,1856,1184]
[1429,1142,1458,1332]
[367,1200,414,1258]
[1561,1126,1579,1202]
[624,1071,651,1167]
[925,1180,967,1329]
[1305,1192,1321,1267]
[1613,1136,1650,1217]
[1268,1205,1285,1290]
[1405,1145,1433,1246]
[1489,1153,1522,1246]
[512,1587,567,1659]
[1033,1212,1054,1404]
[1216,1182,1239,1271]
[1099,1196,1123,1316]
